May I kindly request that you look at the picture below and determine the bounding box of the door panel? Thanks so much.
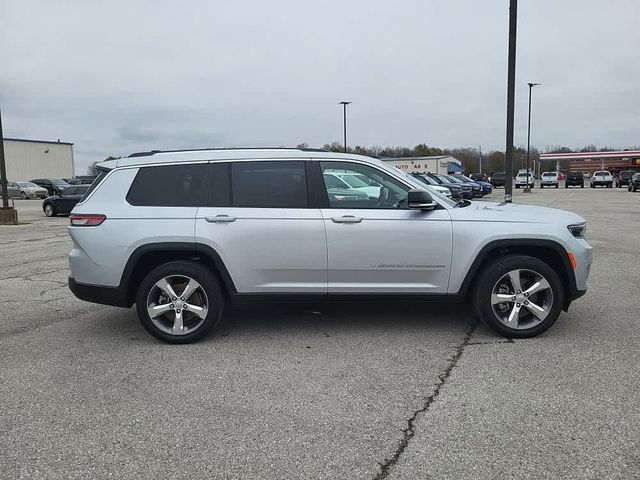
[195,207,327,293]
[195,160,327,294]
[322,208,452,293]
[316,160,453,294]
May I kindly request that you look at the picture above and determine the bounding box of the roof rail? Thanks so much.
[126,146,328,158]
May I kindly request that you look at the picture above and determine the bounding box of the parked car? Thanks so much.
[515,172,534,189]
[320,174,370,202]
[425,173,474,199]
[30,178,71,196]
[67,148,591,344]
[68,176,97,185]
[628,173,640,192]
[565,171,584,188]
[451,174,492,196]
[410,173,456,199]
[489,172,507,187]
[590,171,613,188]
[323,171,381,199]
[540,172,559,188]
[445,174,483,197]
[42,185,90,216]
[616,170,635,188]
[470,173,488,182]
[1,181,48,199]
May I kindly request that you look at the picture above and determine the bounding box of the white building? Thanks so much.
[381,155,464,175]
[2,138,75,181]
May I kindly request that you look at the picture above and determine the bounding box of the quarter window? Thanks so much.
[231,161,308,208]
[127,164,209,206]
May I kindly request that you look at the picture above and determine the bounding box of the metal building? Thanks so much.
[3,138,75,181]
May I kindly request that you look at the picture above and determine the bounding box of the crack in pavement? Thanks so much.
[373,320,478,480]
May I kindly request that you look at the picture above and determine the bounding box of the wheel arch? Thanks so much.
[458,239,577,310]
[120,242,237,306]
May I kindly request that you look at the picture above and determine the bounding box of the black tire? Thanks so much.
[20,192,27,199]
[540,185,544,189]
[565,184,568,188]
[555,184,558,189]
[580,184,584,188]
[43,203,56,217]
[136,260,223,344]
[473,255,564,338]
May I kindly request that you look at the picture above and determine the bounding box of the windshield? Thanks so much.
[542,172,556,177]
[51,179,69,185]
[445,175,464,184]
[594,171,609,176]
[18,182,39,187]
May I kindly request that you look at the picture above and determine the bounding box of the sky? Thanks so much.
[1,0,638,174]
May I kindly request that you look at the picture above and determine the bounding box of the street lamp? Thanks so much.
[338,101,351,153]
[524,82,541,193]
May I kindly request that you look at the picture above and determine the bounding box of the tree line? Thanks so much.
[297,143,639,175]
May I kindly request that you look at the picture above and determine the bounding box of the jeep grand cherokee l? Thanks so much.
[68,148,592,343]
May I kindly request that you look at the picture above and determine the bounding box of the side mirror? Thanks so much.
[408,189,437,211]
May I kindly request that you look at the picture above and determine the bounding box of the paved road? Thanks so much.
[1,188,639,479]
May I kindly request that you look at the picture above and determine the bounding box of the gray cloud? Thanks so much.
[1,0,638,174]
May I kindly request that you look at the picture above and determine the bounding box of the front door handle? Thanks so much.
[331,215,363,224]
[205,215,237,223]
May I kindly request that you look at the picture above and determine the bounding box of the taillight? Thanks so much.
[69,214,106,226]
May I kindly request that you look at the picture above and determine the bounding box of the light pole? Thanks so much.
[0,108,19,224]
[338,101,351,153]
[504,0,517,203]
[524,82,541,193]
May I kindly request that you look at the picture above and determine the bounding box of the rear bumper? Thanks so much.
[68,276,131,308]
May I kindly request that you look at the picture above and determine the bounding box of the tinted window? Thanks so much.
[127,164,209,206]
[231,161,308,208]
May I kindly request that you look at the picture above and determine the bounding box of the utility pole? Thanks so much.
[478,145,483,173]
[0,108,19,224]
[504,0,517,202]
[338,101,351,153]
[524,82,541,193]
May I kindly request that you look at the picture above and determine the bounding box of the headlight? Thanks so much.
[568,223,587,239]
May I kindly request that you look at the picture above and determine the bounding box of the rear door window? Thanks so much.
[231,161,308,208]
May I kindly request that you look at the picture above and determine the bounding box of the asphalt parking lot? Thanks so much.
[1,186,639,479]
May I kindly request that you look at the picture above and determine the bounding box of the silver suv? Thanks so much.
[68,148,592,343]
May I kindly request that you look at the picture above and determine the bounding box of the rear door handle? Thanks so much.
[331,215,363,223]
[205,215,237,223]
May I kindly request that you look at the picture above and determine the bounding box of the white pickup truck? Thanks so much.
[590,171,613,188]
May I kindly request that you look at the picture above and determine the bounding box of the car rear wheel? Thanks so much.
[136,261,223,344]
[473,255,564,338]
[43,203,56,217]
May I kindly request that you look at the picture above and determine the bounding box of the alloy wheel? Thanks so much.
[491,269,554,330]
[146,275,209,335]
[44,204,54,217]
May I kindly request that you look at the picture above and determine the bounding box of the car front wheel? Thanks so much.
[136,261,223,344]
[473,255,564,338]
[43,203,56,217]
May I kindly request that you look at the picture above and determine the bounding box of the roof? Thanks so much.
[108,147,382,169]
[540,150,640,160]
[3,137,74,146]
